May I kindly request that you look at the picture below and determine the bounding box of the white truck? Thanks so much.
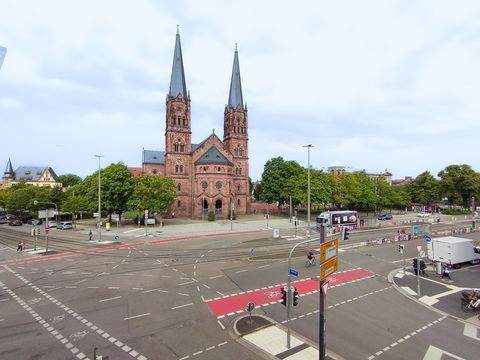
[427,236,480,267]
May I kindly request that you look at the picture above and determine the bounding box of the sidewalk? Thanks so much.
[234,315,343,360]
[76,217,301,239]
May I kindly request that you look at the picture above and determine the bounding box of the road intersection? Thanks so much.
[0,224,478,359]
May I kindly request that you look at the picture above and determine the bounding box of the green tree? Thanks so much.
[408,171,439,205]
[58,174,82,187]
[0,183,51,214]
[260,157,303,205]
[438,165,480,207]
[252,181,263,201]
[127,175,175,215]
[61,185,91,213]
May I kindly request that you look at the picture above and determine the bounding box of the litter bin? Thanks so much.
[106,222,111,231]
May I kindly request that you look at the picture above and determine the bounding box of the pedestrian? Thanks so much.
[89,229,93,241]
[17,241,22,252]
[441,263,451,280]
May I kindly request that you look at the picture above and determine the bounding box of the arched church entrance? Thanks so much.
[215,199,222,216]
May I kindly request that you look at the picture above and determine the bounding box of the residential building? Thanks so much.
[1,158,62,189]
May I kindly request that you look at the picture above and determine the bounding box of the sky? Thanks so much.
[1,0,480,181]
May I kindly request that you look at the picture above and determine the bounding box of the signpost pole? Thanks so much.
[417,251,421,297]
[34,228,38,251]
[45,209,49,253]
[319,223,326,360]
[144,210,148,236]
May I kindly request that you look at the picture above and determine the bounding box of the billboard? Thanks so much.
[0,46,6,69]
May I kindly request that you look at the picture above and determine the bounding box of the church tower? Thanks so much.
[164,29,192,216]
[3,158,14,180]
[223,46,250,212]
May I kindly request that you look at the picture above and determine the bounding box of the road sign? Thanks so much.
[288,268,299,277]
[321,281,330,294]
[320,256,338,281]
[417,245,422,252]
[272,228,280,238]
[93,212,99,218]
[320,238,339,263]
[38,209,55,219]
[424,235,432,243]
[419,250,425,258]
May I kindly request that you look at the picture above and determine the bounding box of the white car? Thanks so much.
[417,212,430,218]
[58,221,73,230]
[47,220,58,228]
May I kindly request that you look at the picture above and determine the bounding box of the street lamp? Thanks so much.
[33,200,57,253]
[302,144,314,237]
[94,155,103,242]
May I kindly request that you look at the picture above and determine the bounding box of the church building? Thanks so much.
[131,31,250,218]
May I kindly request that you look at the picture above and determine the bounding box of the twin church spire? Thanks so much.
[168,30,244,108]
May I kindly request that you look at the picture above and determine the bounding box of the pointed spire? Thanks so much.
[228,45,244,109]
[169,28,188,98]
[4,158,13,178]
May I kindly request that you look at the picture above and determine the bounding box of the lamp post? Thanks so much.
[303,144,313,237]
[33,200,57,253]
[94,155,103,242]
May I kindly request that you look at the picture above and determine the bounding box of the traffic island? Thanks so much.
[233,315,342,360]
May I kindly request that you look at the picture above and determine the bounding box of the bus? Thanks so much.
[316,210,358,230]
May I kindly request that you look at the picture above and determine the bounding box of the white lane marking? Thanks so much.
[209,275,224,279]
[401,286,417,296]
[99,296,122,303]
[123,228,144,233]
[4,266,147,359]
[217,320,225,330]
[178,293,190,297]
[257,264,270,269]
[367,316,447,359]
[235,269,248,274]
[0,280,90,360]
[171,303,194,310]
[142,288,168,294]
[123,313,150,321]
[423,345,466,360]
[178,281,195,286]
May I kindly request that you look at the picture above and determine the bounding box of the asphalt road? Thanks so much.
[0,224,478,359]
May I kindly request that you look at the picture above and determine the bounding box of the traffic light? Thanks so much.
[280,287,287,306]
[293,287,299,306]
[342,227,350,241]
[398,244,404,254]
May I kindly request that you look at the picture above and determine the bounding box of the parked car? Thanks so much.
[377,213,393,220]
[8,218,22,226]
[47,220,58,228]
[58,221,73,230]
[0,216,7,224]
[27,219,43,226]
[417,212,430,218]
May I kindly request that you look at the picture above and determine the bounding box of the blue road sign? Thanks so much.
[424,235,432,243]
[289,268,299,277]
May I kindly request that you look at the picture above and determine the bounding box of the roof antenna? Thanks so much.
[176,25,180,35]
[235,43,238,52]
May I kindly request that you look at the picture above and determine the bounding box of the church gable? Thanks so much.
[195,146,234,166]
[191,133,234,165]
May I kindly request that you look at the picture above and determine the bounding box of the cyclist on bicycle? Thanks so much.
[307,249,315,265]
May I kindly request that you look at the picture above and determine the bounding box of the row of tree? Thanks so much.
[0,163,177,220]
[255,157,480,211]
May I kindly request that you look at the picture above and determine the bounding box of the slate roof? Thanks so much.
[4,158,13,174]
[14,166,59,182]
[168,30,188,98]
[227,47,244,109]
[191,143,200,152]
[195,146,233,166]
[143,150,165,164]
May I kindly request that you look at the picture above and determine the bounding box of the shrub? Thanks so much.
[442,208,471,215]
[208,210,215,221]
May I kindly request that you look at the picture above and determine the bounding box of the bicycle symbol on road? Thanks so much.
[264,290,279,299]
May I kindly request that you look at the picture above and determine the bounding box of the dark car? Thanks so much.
[0,216,7,224]
[8,218,22,226]
[27,219,43,226]
[377,213,393,220]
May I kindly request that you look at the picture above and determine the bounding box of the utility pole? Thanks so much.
[319,222,326,360]
[94,155,103,242]
[230,200,234,231]
[45,207,49,253]
[416,251,421,298]
[289,195,292,223]
[471,196,476,230]
[303,144,313,237]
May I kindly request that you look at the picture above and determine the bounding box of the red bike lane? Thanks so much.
[205,267,375,318]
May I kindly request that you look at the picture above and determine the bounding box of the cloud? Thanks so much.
[1,0,480,180]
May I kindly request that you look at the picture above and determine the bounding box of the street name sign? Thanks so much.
[288,268,299,277]
[320,256,338,281]
[38,209,55,219]
[424,235,432,243]
[320,238,339,263]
